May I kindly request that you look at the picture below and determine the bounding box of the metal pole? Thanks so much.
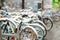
[42,0,44,10]
[22,0,25,9]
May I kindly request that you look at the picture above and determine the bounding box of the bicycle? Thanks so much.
[37,10,53,31]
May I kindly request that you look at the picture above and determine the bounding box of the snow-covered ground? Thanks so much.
[45,21,60,40]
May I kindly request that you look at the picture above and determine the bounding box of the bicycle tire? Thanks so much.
[43,17,53,31]
[20,26,38,40]
[29,24,44,40]
[37,23,47,37]
[52,15,60,22]
[0,18,16,33]
[32,21,47,37]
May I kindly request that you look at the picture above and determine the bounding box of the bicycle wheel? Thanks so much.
[29,23,47,38]
[52,15,60,22]
[43,17,53,31]
[32,20,47,37]
[0,18,16,33]
[20,26,38,40]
